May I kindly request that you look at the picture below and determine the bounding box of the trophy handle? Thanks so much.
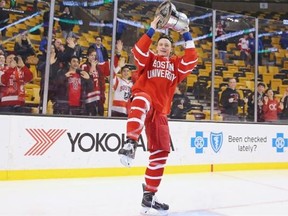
[155,1,172,29]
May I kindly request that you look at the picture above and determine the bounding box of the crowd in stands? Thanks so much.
[1,0,288,123]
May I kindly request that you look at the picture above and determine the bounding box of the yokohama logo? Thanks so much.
[25,129,67,156]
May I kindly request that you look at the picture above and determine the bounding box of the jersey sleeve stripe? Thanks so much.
[133,55,145,67]
[178,68,193,74]
[181,58,198,65]
[134,45,149,57]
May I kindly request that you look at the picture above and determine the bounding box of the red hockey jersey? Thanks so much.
[81,61,108,104]
[0,66,33,106]
[131,34,198,114]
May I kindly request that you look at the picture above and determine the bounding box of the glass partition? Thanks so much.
[214,10,256,122]
[0,0,287,124]
[167,2,213,121]
[258,18,288,124]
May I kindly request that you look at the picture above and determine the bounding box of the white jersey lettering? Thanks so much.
[149,60,176,82]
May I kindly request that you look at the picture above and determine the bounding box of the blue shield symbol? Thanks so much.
[210,132,223,153]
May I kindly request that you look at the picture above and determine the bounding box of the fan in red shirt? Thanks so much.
[118,16,198,215]
[80,48,109,116]
[263,89,283,122]
[0,53,33,112]
[54,56,93,115]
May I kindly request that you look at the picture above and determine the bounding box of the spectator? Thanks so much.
[247,82,265,122]
[32,0,38,12]
[280,31,288,49]
[80,48,108,116]
[280,87,288,120]
[116,20,127,41]
[263,88,283,122]
[43,10,50,36]
[42,10,56,37]
[170,82,192,119]
[0,0,9,39]
[88,35,109,63]
[0,52,5,68]
[220,77,246,121]
[9,0,16,9]
[111,57,133,117]
[39,30,56,54]
[54,56,93,115]
[0,53,33,112]
[14,32,35,63]
[54,37,75,68]
[59,6,75,39]
[216,21,225,36]
[0,44,6,59]
[208,20,225,42]
[72,34,83,60]
[248,32,263,66]
[216,32,227,64]
[238,34,250,67]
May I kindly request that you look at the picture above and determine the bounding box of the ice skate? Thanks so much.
[118,139,137,167]
[140,184,169,216]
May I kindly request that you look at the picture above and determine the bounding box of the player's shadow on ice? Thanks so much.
[169,210,224,216]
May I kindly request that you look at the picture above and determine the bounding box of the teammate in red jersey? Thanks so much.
[118,16,198,215]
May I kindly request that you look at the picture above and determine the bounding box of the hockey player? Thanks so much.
[118,15,198,215]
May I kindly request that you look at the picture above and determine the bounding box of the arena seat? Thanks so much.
[271,37,281,46]
[233,60,246,67]
[271,78,282,93]
[268,66,280,75]
[274,52,285,66]
[186,74,198,91]
[279,85,288,95]
[198,69,210,77]
[29,65,41,85]
[262,73,273,87]
[245,72,255,80]
[258,65,268,74]
[25,87,40,106]
[227,65,239,73]
[245,80,255,91]
[222,71,234,79]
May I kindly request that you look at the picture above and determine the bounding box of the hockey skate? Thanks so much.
[118,139,137,167]
[140,184,169,216]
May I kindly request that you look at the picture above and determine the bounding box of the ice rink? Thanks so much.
[0,170,288,216]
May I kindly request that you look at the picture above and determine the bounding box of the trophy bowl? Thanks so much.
[155,0,189,32]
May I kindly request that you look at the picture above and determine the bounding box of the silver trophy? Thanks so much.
[155,0,189,32]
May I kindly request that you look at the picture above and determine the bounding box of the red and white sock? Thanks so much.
[127,93,151,141]
[144,150,169,193]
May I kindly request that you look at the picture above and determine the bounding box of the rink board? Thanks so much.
[0,115,287,180]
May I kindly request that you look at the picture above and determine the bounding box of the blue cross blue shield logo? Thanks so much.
[210,132,223,153]
[272,133,288,153]
[191,131,208,154]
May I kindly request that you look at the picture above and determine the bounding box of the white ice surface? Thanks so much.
[0,170,288,216]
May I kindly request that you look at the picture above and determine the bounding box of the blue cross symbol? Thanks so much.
[191,131,208,154]
[272,133,288,153]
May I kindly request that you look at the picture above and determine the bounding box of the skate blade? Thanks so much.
[119,154,133,167]
[140,207,168,216]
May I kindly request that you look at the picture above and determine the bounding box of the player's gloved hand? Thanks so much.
[179,26,190,35]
